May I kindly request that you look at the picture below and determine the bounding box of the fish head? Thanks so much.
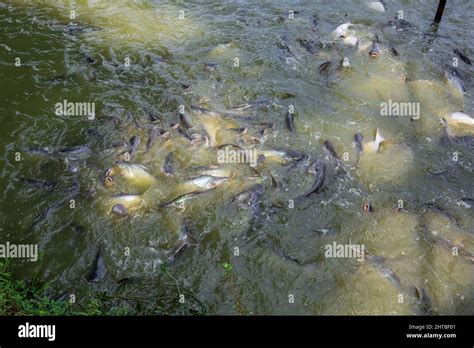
[130,136,140,146]
[354,133,364,143]
[307,159,325,175]
[104,175,114,188]
[105,166,117,177]
[363,202,373,213]
[118,151,131,162]
[369,42,382,57]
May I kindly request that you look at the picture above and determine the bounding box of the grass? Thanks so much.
[0,259,207,316]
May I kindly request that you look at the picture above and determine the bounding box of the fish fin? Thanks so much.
[183,233,199,247]
[374,128,386,152]
[171,228,199,256]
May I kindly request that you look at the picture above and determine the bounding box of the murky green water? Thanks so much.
[1,0,473,315]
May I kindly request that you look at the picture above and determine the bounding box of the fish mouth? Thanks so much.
[103,176,114,187]
[118,152,131,162]
[363,202,373,212]
[105,168,114,177]
[369,51,380,58]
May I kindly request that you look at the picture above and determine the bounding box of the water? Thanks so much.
[0,0,473,315]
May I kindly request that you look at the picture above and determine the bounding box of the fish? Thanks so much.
[66,160,82,174]
[57,146,92,160]
[311,13,319,27]
[190,105,221,118]
[446,112,474,127]
[354,133,364,156]
[228,127,248,134]
[276,35,293,54]
[285,111,296,133]
[119,136,140,161]
[63,23,95,36]
[285,152,310,174]
[369,36,382,58]
[180,83,193,92]
[104,162,156,190]
[364,251,401,287]
[159,190,210,209]
[453,49,471,65]
[342,35,359,46]
[303,159,326,197]
[296,38,318,55]
[168,225,199,257]
[232,184,265,219]
[146,110,161,123]
[128,136,140,158]
[323,140,340,161]
[444,66,466,93]
[228,103,253,112]
[258,149,304,165]
[86,246,107,283]
[197,166,235,178]
[108,194,143,212]
[19,178,57,190]
[176,127,194,142]
[183,175,228,192]
[331,22,353,39]
[31,182,80,229]
[423,202,460,226]
[260,236,311,266]
[193,110,240,147]
[362,202,374,213]
[204,62,219,71]
[117,151,131,162]
[22,145,51,157]
[163,153,175,176]
[146,127,161,152]
[422,203,474,262]
[414,286,434,314]
[440,118,474,148]
[243,184,264,219]
[387,17,413,32]
[319,61,332,86]
[24,145,91,161]
[366,1,385,13]
[331,22,359,46]
[364,128,386,153]
[461,197,474,205]
[85,54,97,65]
[179,111,193,129]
